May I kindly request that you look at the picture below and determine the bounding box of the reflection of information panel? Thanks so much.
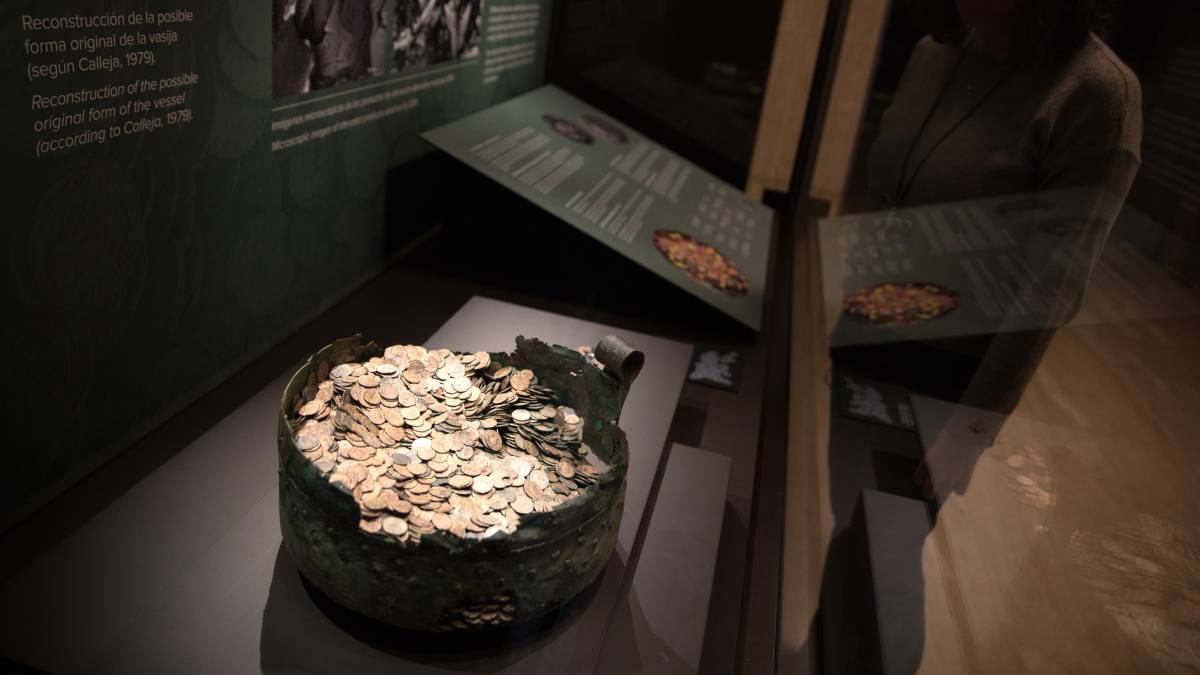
[423,85,774,329]
[819,190,1099,347]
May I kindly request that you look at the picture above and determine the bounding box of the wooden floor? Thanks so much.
[783,221,1200,673]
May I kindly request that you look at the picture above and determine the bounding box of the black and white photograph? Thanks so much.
[394,0,484,72]
[273,0,390,98]
[542,114,594,144]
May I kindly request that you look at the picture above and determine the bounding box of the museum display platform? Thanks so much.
[0,171,792,673]
[5,1,1198,673]
[0,295,744,673]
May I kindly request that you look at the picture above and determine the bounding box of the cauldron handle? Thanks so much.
[594,335,644,384]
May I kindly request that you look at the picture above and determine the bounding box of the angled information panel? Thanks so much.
[423,85,774,329]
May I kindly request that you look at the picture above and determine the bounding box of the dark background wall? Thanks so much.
[549,0,784,185]
[0,0,551,530]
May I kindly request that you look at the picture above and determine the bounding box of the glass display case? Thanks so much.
[3,0,1197,673]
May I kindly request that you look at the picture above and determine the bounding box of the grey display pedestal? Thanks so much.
[862,489,933,675]
[597,443,731,674]
[0,296,731,675]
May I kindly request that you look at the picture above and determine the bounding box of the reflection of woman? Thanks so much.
[856,0,1142,434]
[870,0,1141,212]
[816,6,1144,672]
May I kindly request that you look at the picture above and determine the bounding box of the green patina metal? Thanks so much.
[277,334,641,631]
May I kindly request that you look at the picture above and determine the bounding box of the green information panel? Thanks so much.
[423,85,774,329]
[2,0,551,529]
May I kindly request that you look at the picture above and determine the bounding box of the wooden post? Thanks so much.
[746,0,832,200]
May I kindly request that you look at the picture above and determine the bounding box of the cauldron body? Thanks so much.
[277,335,640,631]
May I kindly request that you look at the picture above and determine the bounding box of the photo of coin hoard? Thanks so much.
[542,114,594,144]
[841,281,960,326]
[581,114,629,144]
[651,229,751,294]
[278,334,644,631]
[394,0,483,72]
[273,0,390,98]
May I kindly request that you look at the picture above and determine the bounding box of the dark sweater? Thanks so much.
[869,33,1142,211]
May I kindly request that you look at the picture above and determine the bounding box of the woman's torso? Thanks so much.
[868,34,1141,209]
